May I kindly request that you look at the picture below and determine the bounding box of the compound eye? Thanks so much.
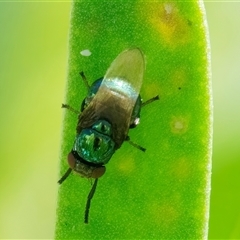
[68,152,76,169]
[91,166,106,178]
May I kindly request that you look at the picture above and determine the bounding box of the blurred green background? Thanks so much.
[0,2,239,239]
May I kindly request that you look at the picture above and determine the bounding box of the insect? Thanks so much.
[58,48,159,224]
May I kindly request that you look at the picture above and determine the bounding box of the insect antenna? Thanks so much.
[61,104,80,115]
[141,95,159,107]
[80,71,91,91]
[58,168,72,184]
[85,178,98,224]
[125,136,146,152]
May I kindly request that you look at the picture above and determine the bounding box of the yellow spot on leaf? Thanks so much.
[171,157,191,180]
[170,116,189,134]
[138,2,191,47]
[118,157,135,175]
[148,201,179,227]
[142,82,161,99]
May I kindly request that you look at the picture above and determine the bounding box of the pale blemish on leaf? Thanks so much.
[170,116,189,134]
[80,49,92,56]
[171,68,187,90]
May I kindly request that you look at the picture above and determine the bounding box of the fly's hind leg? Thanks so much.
[61,71,90,114]
[126,95,160,151]
[141,95,159,107]
[80,71,90,91]
[61,104,80,115]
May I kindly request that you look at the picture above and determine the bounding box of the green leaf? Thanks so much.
[55,1,212,239]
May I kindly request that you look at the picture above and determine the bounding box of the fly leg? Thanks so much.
[126,95,159,151]
[125,136,146,152]
[58,168,72,184]
[141,95,159,107]
[80,71,90,91]
[61,104,80,114]
[85,178,98,224]
[61,71,91,114]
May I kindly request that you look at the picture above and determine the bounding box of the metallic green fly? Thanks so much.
[58,48,159,223]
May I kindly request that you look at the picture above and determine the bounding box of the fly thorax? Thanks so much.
[73,120,115,165]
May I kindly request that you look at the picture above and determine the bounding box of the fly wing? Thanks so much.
[78,48,145,148]
[104,47,144,94]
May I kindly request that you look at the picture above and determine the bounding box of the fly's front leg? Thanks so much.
[125,136,146,152]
